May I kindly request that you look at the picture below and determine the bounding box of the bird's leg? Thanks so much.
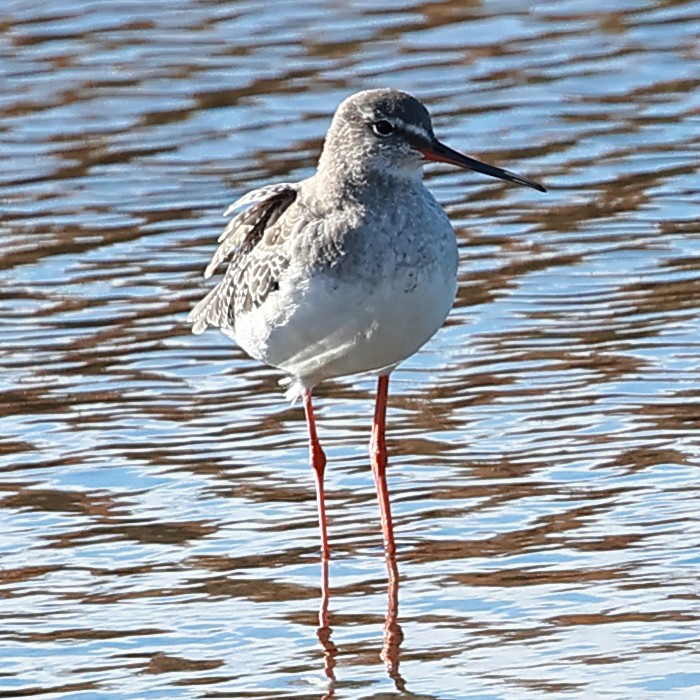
[304,390,330,559]
[370,374,396,556]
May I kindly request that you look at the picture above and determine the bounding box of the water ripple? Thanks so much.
[1,0,699,698]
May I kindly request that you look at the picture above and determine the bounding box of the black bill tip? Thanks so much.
[416,137,546,193]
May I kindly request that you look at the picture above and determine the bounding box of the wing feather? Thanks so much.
[204,184,297,278]
[188,183,298,334]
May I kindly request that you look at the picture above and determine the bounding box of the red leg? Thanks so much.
[304,390,330,559]
[370,374,396,556]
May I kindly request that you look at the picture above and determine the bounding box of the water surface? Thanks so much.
[1,0,700,698]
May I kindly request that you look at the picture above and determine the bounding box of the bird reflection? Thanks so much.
[317,556,338,698]
[316,554,406,698]
[381,555,405,692]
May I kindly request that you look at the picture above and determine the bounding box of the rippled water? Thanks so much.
[2,0,700,698]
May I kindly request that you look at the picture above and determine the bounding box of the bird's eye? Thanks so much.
[372,120,395,137]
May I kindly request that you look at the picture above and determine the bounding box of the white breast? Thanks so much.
[234,242,458,395]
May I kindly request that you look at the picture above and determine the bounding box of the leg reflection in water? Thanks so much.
[317,557,338,698]
[316,554,407,696]
[381,554,405,691]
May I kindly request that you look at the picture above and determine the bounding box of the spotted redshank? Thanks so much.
[188,88,545,559]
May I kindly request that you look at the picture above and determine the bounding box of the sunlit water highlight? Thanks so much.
[1,1,699,698]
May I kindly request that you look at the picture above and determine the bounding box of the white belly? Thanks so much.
[235,261,457,392]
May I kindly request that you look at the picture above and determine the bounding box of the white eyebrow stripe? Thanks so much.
[403,123,431,140]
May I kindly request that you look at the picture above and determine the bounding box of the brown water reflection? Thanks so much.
[2,0,700,698]
[313,556,407,699]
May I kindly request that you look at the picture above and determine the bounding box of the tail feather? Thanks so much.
[279,376,308,405]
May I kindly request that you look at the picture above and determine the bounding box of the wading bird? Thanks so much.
[188,88,545,559]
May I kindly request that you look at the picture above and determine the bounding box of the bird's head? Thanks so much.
[318,88,545,192]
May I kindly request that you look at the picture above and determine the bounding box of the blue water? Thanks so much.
[1,0,699,698]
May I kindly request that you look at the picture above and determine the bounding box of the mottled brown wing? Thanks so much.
[188,184,297,334]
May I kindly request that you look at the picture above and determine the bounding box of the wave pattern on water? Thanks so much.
[1,0,699,698]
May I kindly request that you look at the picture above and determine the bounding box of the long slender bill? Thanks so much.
[417,138,546,193]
